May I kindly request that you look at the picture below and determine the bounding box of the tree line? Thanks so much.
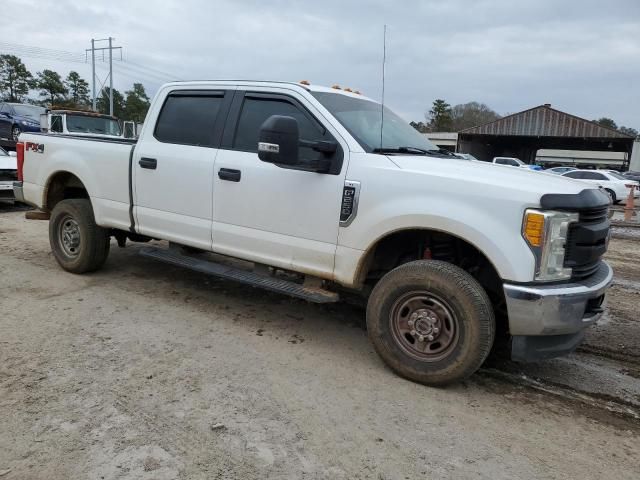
[413,98,638,138]
[0,54,150,123]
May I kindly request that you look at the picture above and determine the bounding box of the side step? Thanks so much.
[139,246,339,304]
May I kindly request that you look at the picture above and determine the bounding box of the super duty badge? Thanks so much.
[340,180,360,227]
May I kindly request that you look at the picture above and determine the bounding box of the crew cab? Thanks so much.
[13,81,613,385]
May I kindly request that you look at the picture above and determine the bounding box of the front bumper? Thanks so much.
[12,181,24,202]
[503,261,613,361]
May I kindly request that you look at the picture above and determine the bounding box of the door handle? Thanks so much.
[218,168,241,182]
[139,157,157,169]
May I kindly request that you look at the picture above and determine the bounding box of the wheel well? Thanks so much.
[356,229,507,331]
[44,172,89,211]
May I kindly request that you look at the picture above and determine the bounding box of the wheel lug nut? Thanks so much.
[408,320,414,327]
[427,334,434,341]
[410,330,417,336]
[418,335,425,342]
[433,327,439,334]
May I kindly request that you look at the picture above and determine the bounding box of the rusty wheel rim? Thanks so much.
[59,215,81,258]
[390,291,459,362]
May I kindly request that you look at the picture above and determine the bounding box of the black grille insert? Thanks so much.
[564,206,610,280]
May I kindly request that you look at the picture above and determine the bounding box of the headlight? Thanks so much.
[522,209,578,281]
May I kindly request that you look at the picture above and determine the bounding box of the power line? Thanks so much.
[0,41,180,84]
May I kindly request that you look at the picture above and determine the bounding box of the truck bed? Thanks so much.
[20,132,137,231]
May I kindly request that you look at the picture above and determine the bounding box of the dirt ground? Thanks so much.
[1,205,639,480]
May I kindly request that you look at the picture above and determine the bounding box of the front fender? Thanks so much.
[338,195,536,283]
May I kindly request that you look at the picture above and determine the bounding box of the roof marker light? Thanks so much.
[331,84,341,90]
[299,80,310,85]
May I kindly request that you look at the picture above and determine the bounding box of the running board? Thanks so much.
[139,246,339,303]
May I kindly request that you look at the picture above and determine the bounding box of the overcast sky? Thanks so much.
[3,0,639,128]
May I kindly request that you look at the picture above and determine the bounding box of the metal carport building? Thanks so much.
[457,104,636,169]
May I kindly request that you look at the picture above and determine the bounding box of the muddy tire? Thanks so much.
[49,199,110,273]
[366,260,495,386]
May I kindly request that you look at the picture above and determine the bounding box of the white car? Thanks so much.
[562,169,639,204]
[492,157,542,171]
[0,146,17,201]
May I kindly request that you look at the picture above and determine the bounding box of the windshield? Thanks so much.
[311,92,439,153]
[12,105,46,120]
[66,115,121,136]
[0,147,7,156]
[607,171,626,180]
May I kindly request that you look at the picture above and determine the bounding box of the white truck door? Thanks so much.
[211,90,348,279]
[133,89,233,250]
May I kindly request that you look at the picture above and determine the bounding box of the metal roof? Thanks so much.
[460,104,635,139]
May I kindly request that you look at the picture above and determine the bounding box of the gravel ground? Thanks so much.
[1,204,639,479]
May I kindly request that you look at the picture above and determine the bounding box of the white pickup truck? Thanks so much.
[14,80,612,385]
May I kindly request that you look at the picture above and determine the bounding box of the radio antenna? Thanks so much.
[380,24,387,150]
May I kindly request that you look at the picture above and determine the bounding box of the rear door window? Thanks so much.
[154,92,224,147]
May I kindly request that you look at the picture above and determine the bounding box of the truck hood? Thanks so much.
[390,155,592,200]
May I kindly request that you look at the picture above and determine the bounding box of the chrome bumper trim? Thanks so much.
[503,261,613,336]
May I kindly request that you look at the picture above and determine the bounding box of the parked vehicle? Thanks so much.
[41,110,122,138]
[0,103,46,147]
[545,166,577,175]
[622,171,640,182]
[562,169,639,204]
[14,80,613,385]
[0,146,17,200]
[492,156,542,171]
[454,153,479,161]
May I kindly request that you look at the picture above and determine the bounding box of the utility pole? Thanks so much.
[91,39,96,111]
[108,37,113,115]
[86,38,122,114]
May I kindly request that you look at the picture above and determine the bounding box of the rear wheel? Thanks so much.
[366,260,495,386]
[49,199,110,273]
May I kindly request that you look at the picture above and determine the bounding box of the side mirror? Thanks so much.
[8,151,17,157]
[258,115,299,166]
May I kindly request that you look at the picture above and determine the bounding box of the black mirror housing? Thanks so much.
[258,115,299,166]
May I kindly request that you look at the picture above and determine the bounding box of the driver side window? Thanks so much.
[232,96,330,163]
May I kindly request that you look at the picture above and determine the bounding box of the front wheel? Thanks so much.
[49,199,110,273]
[366,260,495,386]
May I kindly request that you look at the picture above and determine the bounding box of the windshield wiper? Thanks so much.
[373,146,456,157]
[373,146,430,155]
[426,148,457,157]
